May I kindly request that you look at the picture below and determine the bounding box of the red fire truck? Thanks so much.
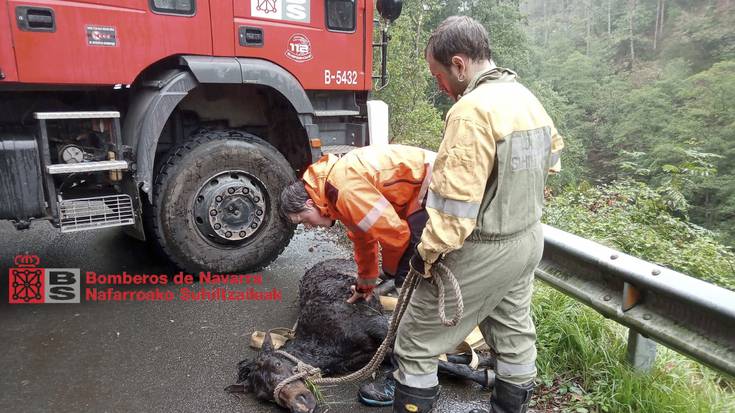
[0,0,401,272]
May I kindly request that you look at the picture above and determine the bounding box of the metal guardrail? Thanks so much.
[536,224,735,376]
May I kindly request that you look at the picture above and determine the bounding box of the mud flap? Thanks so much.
[120,172,145,240]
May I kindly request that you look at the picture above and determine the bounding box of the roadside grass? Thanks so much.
[532,282,735,413]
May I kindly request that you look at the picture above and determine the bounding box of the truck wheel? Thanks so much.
[150,130,296,273]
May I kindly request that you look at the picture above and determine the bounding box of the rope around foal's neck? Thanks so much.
[271,262,462,404]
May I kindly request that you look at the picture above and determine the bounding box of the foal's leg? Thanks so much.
[338,350,378,372]
[437,360,494,388]
[445,353,496,369]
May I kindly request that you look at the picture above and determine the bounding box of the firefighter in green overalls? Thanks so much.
[357,15,564,413]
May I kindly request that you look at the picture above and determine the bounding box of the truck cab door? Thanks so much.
[229,0,370,91]
[0,0,18,81]
[7,0,212,85]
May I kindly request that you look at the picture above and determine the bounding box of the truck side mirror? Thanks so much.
[377,0,402,22]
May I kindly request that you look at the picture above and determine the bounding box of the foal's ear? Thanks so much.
[234,358,255,392]
[261,332,274,353]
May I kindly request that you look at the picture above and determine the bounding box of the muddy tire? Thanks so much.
[150,130,295,273]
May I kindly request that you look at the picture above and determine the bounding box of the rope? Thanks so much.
[433,261,464,327]
[272,349,322,406]
[270,262,463,403]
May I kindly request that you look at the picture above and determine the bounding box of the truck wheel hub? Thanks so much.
[193,171,267,244]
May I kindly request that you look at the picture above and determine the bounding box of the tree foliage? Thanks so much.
[544,179,735,290]
[524,1,735,245]
[376,0,735,265]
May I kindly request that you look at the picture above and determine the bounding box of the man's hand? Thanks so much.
[346,284,374,304]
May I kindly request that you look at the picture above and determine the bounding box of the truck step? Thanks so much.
[33,111,120,120]
[321,145,358,157]
[313,110,360,117]
[46,160,128,175]
[58,194,134,233]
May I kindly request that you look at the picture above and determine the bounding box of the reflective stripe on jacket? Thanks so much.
[418,67,564,267]
[302,145,435,288]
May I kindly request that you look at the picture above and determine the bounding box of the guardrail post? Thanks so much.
[622,281,657,372]
[627,328,657,372]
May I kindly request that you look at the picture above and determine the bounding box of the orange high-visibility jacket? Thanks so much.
[302,145,435,290]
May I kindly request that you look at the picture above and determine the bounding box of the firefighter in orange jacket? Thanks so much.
[279,144,435,303]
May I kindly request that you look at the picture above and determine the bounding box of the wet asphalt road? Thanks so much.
[0,221,488,413]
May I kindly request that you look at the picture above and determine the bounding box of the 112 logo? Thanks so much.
[8,254,80,304]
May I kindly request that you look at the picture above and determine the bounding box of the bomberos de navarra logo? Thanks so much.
[8,253,281,304]
[8,254,80,304]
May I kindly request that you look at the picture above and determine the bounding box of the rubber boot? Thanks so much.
[393,382,439,413]
[468,379,534,413]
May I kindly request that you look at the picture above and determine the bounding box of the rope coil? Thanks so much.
[270,262,463,403]
[433,261,464,327]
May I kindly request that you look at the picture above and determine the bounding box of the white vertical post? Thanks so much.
[367,100,389,146]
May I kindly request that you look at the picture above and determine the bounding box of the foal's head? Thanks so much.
[229,333,317,413]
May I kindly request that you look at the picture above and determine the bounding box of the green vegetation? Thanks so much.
[544,179,735,290]
[533,282,734,413]
[377,0,735,251]
[374,0,735,410]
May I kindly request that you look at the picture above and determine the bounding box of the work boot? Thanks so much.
[393,381,439,413]
[358,373,396,407]
[467,379,534,413]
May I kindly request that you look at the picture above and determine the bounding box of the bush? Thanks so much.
[544,180,735,290]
